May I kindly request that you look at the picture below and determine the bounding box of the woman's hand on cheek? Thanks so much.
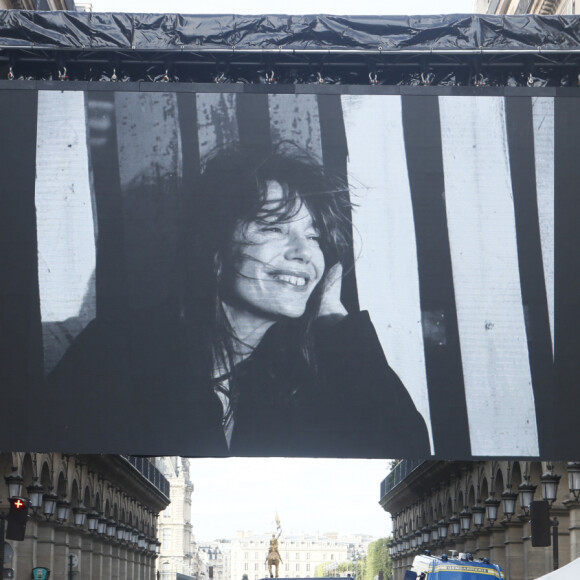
[318,262,348,319]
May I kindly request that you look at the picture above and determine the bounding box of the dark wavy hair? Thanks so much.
[181,143,353,391]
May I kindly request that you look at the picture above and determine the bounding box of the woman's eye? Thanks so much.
[307,233,321,243]
[261,225,283,234]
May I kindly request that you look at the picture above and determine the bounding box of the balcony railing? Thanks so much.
[380,459,425,501]
[122,455,170,498]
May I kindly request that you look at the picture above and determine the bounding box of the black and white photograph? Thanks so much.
[1,87,577,459]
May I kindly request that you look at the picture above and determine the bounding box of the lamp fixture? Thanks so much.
[518,478,537,514]
[87,510,100,532]
[42,492,58,520]
[541,464,561,506]
[437,518,449,540]
[73,503,87,527]
[26,479,44,512]
[5,471,23,499]
[501,487,518,521]
[459,509,472,533]
[98,517,108,535]
[567,463,580,501]
[56,499,71,524]
[484,495,500,525]
[449,515,461,536]
[472,504,486,530]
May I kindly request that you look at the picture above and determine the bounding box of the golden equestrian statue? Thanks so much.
[265,514,283,578]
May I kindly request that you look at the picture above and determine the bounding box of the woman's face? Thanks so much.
[228,180,326,321]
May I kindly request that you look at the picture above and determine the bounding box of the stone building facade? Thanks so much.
[475,0,580,14]
[0,0,77,9]
[380,460,580,580]
[198,541,231,580]
[157,457,196,580]
[230,531,372,580]
[0,452,169,580]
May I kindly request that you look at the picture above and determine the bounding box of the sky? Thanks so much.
[188,457,394,542]
[84,0,477,544]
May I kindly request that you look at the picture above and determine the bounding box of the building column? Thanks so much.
[106,541,119,580]
[523,539,550,580]
[402,554,413,580]
[114,544,122,579]
[551,508,570,570]
[445,536,459,557]
[145,553,154,580]
[392,555,406,580]
[119,545,129,579]
[503,521,525,580]
[463,533,477,556]
[453,534,468,555]
[126,546,135,579]
[565,500,580,561]
[474,530,491,560]
[142,552,151,580]
[437,540,450,556]
[134,552,143,580]
[35,524,56,573]
[487,525,506,571]
[92,537,104,580]
[80,534,94,579]
[150,554,158,580]
[53,528,70,579]
[69,532,83,579]
[521,519,533,580]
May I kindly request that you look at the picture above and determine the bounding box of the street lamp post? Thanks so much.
[552,517,559,570]
[541,464,561,571]
[0,514,5,577]
[0,470,25,576]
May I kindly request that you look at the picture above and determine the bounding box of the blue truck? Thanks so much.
[404,552,505,580]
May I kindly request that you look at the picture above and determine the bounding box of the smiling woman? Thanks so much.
[175,145,431,456]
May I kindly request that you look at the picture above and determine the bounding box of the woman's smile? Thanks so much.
[268,268,312,288]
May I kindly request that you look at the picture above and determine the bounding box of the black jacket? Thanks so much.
[38,309,430,458]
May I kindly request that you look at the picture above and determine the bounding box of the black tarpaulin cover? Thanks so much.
[1,10,580,52]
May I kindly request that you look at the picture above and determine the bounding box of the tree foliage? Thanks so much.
[314,538,392,580]
[363,538,392,580]
[315,560,355,577]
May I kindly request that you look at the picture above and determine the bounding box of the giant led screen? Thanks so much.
[1,86,576,460]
